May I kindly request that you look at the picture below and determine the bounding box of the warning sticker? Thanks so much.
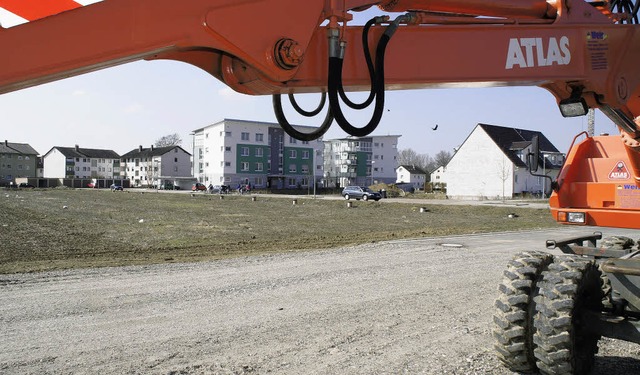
[608,161,630,180]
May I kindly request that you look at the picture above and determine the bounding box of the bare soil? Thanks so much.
[0,189,557,273]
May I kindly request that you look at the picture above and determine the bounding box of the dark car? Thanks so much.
[192,183,207,191]
[18,183,35,189]
[341,186,381,201]
[110,184,124,191]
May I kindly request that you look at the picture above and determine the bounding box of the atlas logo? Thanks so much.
[505,36,571,69]
[609,161,630,180]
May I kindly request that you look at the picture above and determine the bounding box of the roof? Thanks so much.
[398,165,427,174]
[478,124,561,168]
[51,146,120,159]
[121,145,191,159]
[0,141,39,155]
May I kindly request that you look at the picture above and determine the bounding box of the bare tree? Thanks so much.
[154,133,182,147]
[434,150,452,168]
[497,156,511,201]
[398,148,436,172]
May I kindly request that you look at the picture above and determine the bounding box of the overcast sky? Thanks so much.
[1,3,619,157]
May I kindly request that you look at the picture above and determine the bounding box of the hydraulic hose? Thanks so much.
[328,16,404,137]
[272,93,334,141]
[337,17,379,110]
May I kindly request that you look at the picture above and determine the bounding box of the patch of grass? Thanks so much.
[0,190,559,273]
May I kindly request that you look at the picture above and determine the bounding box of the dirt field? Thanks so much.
[2,226,640,374]
[0,189,557,273]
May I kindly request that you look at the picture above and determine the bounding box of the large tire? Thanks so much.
[533,256,603,375]
[363,195,369,201]
[344,194,350,200]
[493,251,554,373]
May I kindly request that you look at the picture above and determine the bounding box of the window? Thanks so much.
[17,165,23,170]
[225,162,231,167]
[255,148,263,157]
[302,141,309,145]
[289,136,297,144]
[225,131,232,137]
[241,147,250,156]
[256,133,264,142]
[301,164,309,174]
[241,132,250,141]
[256,162,263,171]
[174,158,178,162]
[225,146,231,152]
[302,150,310,159]
[289,150,297,158]
[288,178,297,186]
[254,177,263,186]
[17,156,23,160]
[241,162,250,171]
[289,164,297,173]
[301,177,309,186]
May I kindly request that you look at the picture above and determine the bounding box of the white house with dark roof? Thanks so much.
[445,124,564,199]
[396,165,428,190]
[120,145,192,187]
[43,145,121,179]
[0,140,39,185]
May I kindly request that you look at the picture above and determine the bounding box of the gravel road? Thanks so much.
[2,226,640,374]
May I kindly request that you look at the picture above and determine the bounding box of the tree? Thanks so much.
[434,150,452,168]
[398,148,435,172]
[154,133,182,147]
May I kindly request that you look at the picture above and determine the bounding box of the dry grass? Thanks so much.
[0,189,559,273]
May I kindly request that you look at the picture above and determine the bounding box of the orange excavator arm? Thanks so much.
[2,0,640,227]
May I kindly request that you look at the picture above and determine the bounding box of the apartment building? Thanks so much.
[192,119,325,189]
[42,145,120,179]
[0,140,39,186]
[322,135,400,188]
[120,145,191,187]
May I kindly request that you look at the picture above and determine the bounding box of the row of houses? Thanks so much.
[2,119,401,190]
[1,120,564,199]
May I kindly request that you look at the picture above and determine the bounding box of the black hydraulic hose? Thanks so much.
[272,93,334,141]
[631,0,639,23]
[328,19,400,137]
[337,18,378,110]
[288,92,326,117]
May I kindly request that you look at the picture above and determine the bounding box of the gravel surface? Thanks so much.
[2,227,640,374]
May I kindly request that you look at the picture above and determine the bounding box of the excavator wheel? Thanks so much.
[493,251,554,373]
[533,256,603,375]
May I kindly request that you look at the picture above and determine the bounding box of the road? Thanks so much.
[2,226,640,374]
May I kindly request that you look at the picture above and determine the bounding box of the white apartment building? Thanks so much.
[192,119,325,189]
[120,145,192,187]
[323,135,400,188]
[43,145,120,179]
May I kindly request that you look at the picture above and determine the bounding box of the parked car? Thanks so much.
[157,183,180,190]
[192,183,207,191]
[110,184,124,191]
[341,186,382,201]
[18,183,35,189]
[209,184,230,194]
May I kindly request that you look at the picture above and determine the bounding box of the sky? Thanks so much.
[0,3,620,158]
